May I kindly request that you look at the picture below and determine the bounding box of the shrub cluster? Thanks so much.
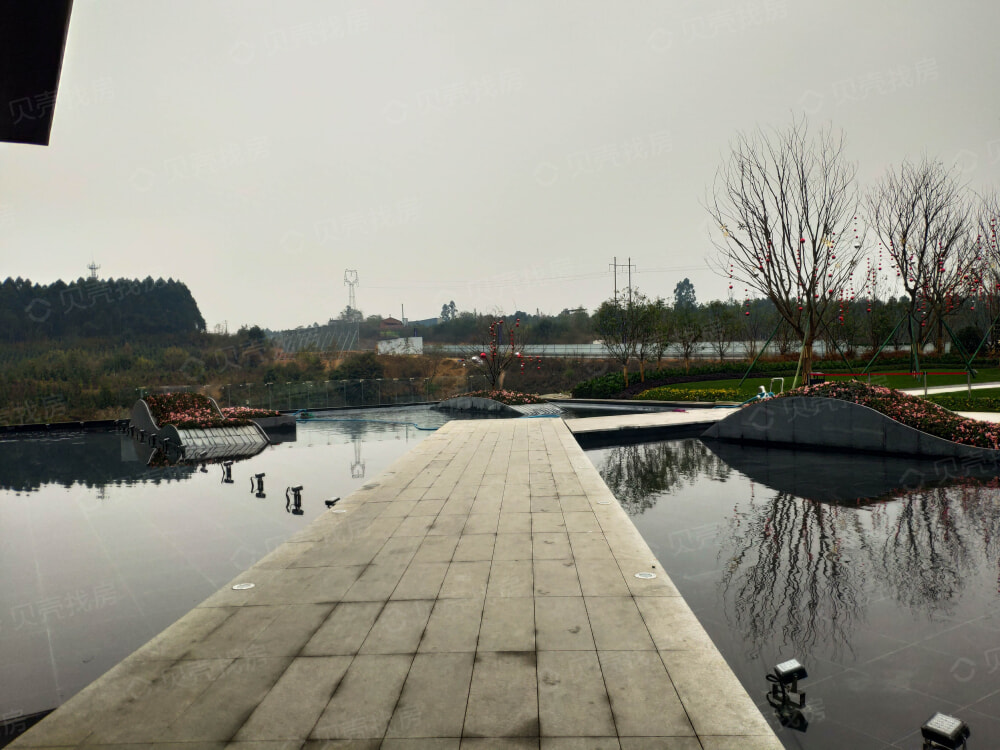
[774,381,1000,450]
[634,387,741,402]
[220,406,282,419]
[570,355,994,399]
[145,392,251,429]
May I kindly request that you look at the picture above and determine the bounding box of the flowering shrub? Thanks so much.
[456,389,545,406]
[634,387,740,402]
[220,406,282,419]
[144,392,251,429]
[774,380,1000,450]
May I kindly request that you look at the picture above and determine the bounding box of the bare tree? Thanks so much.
[740,298,775,360]
[967,191,1000,355]
[632,296,668,381]
[867,158,972,362]
[704,300,739,360]
[667,303,703,372]
[466,315,528,390]
[707,118,864,381]
[594,294,643,387]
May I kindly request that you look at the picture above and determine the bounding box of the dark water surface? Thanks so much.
[586,438,1000,749]
[8,411,1000,749]
[0,407,449,721]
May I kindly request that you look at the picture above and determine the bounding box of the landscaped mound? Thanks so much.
[774,380,1000,450]
[634,386,740,402]
[144,392,252,429]
[456,389,545,406]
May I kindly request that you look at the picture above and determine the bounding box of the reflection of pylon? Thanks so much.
[350,436,366,478]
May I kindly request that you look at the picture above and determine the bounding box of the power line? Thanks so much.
[364,264,706,291]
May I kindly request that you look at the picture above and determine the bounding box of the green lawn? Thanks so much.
[651,368,1000,400]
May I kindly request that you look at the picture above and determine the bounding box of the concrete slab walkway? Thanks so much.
[901,381,1000,396]
[12,418,781,750]
[566,408,736,445]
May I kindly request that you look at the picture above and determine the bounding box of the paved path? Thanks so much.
[566,408,736,444]
[901,381,1000,395]
[13,418,781,750]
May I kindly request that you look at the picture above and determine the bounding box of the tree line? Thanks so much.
[591,283,990,386]
[706,116,1000,377]
[0,276,206,342]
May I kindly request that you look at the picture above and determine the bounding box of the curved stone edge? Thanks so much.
[250,414,297,431]
[128,399,271,453]
[129,399,160,435]
[702,396,1000,460]
[508,402,563,417]
[433,396,520,415]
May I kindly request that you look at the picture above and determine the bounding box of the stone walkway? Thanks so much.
[566,408,736,445]
[13,418,781,750]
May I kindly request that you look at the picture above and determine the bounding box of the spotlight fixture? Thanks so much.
[251,473,266,498]
[765,658,809,732]
[767,658,807,709]
[774,659,808,687]
[285,485,304,515]
[921,713,970,749]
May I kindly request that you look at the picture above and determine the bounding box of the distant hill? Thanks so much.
[0,276,206,342]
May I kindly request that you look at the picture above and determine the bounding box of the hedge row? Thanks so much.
[633,387,741,402]
[570,355,995,399]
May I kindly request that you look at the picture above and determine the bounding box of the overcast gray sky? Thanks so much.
[3,1,999,330]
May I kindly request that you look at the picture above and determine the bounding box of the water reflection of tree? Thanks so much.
[720,490,869,660]
[0,433,196,492]
[720,479,1000,659]
[599,439,731,515]
[876,482,1000,613]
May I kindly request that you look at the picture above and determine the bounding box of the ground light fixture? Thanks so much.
[251,473,266,498]
[921,713,970,749]
[766,659,808,732]
[285,485,304,515]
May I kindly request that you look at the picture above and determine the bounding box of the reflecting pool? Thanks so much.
[586,439,1000,749]
[0,406,449,723]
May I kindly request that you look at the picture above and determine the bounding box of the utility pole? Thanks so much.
[609,257,637,304]
[628,256,633,306]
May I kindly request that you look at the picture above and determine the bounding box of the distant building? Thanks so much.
[380,317,405,337]
[377,337,423,355]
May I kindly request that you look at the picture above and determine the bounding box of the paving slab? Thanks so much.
[11,418,780,749]
[566,408,733,445]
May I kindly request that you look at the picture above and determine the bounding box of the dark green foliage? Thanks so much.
[0,276,206,342]
[570,354,996,399]
[955,326,984,358]
[424,308,595,345]
[332,351,384,380]
[673,278,697,310]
